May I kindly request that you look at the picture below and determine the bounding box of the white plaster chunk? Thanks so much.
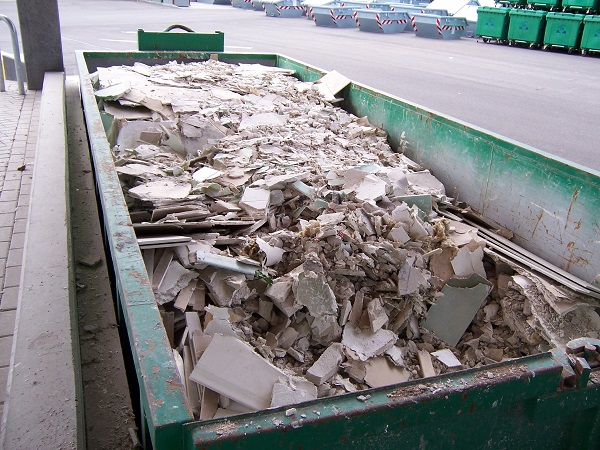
[385,345,405,367]
[239,187,271,218]
[154,260,199,305]
[346,174,387,202]
[317,212,345,226]
[366,298,388,333]
[294,271,338,317]
[306,343,345,385]
[116,163,164,177]
[310,315,342,346]
[341,322,397,361]
[388,224,411,244]
[338,299,352,327]
[239,112,288,130]
[192,166,223,183]
[265,280,302,317]
[431,349,463,368]
[202,269,246,307]
[417,349,437,378]
[317,70,351,96]
[278,327,299,350]
[397,262,428,296]
[129,180,191,202]
[363,356,410,388]
[211,200,242,213]
[203,305,239,338]
[405,171,446,196]
[174,279,198,312]
[94,82,130,100]
[264,172,311,190]
[190,334,287,411]
[451,245,486,278]
[256,237,285,267]
[270,378,318,408]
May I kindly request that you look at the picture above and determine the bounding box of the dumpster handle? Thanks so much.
[163,24,195,33]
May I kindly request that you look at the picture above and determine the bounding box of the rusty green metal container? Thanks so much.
[77,50,600,449]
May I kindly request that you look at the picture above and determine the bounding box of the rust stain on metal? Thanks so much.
[564,186,579,230]
[531,208,544,237]
[152,365,161,374]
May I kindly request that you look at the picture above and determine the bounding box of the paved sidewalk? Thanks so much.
[0,81,40,417]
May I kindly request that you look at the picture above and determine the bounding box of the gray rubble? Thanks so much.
[92,59,600,421]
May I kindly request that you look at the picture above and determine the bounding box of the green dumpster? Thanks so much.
[76,50,600,450]
[543,12,585,51]
[562,0,600,13]
[508,9,548,47]
[476,6,511,42]
[581,15,600,54]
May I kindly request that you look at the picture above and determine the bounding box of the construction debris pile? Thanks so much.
[93,59,600,420]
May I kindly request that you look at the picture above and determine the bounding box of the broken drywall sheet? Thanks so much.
[190,334,294,411]
[422,274,493,347]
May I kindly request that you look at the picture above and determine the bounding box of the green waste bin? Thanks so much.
[508,9,548,47]
[476,6,511,42]
[581,15,600,54]
[562,0,600,13]
[543,12,585,51]
[528,0,562,10]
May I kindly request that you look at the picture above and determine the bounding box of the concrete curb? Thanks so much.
[0,72,84,449]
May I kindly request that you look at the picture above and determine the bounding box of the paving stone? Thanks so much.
[6,248,23,268]
[0,310,16,338]
[0,213,16,228]
[1,180,20,192]
[0,286,19,311]
[0,335,13,366]
[12,219,27,234]
[3,266,21,289]
[0,190,19,203]
[0,227,12,242]
[0,201,17,214]
[0,366,8,402]
[10,233,25,250]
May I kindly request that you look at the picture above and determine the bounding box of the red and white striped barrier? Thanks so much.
[411,15,417,32]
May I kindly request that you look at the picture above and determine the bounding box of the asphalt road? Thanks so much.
[1,0,598,170]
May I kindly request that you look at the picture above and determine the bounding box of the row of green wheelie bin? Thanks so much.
[496,0,600,13]
[476,7,600,54]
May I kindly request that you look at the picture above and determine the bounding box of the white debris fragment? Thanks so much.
[341,322,397,361]
[431,349,462,368]
[128,180,191,203]
[306,343,345,385]
[190,334,287,411]
[240,187,271,218]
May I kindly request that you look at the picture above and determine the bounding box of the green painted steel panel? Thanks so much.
[476,6,511,40]
[182,353,600,449]
[77,50,600,449]
[543,13,585,48]
[137,29,225,52]
[508,9,548,45]
[581,15,600,51]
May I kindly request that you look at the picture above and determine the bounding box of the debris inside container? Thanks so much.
[91,58,600,420]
